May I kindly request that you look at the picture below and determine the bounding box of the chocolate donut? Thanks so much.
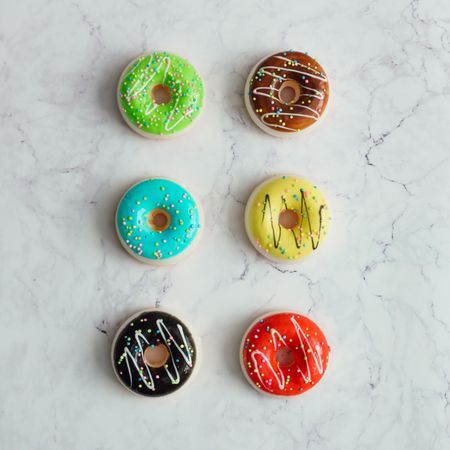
[245,50,329,136]
[111,310,198,397]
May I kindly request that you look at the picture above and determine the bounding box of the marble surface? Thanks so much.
[1,0,450,448]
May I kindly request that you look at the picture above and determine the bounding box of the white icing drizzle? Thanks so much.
[164,96,194,132]
[119,319,193,392]
[250,327,287,390]
[251,55,328,131]
[123,331,156,390]
[126,55,170,99]
[155,318,193,384]
[252,86,280,101]
[274,55,327,81]
[144,103,158,116]
[291,317,324,382]
[249,315,324,393]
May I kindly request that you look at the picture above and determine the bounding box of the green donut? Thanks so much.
[118,51,205,138]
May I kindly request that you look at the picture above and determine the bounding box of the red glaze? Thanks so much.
[241,312,330,396]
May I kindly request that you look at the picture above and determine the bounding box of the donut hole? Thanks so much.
[143,344,170,368]
[278,209,299,229]
[151,84,172,105]
[275,347,295,367]
[278,80,301,104]
[148,208,171,232]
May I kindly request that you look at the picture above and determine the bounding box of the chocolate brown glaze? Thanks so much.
[248,51,329,133]
[112,310,197,397]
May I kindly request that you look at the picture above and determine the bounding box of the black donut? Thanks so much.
[111,310,197,397]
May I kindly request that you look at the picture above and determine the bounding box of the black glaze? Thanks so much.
[112,310,197,397]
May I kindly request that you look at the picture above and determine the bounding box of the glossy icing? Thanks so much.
[245,175,330,262]
[246,50,329,135]
[112,310,197,397]
[118,51,204,137]
[241,312,330,396]
[116,178,202,263]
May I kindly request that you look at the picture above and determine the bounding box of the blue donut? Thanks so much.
[116,178,202,263]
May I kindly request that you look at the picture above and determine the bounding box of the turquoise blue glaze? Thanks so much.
[116,178,201,261]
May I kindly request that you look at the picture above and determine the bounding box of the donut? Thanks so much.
[115,178,203,265]
[245,175,330,262]
[117,51,204,138]
[240,312,330,396]
[245,50,329,137]
[112,310,198,397]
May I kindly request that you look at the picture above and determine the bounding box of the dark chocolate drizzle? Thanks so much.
[261,191,324,250]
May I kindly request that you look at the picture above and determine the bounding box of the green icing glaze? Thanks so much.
[118,51,204,136]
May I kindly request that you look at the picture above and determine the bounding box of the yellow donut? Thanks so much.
[245,175,330,262]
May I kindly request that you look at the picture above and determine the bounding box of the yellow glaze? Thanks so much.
[245,175,330,261]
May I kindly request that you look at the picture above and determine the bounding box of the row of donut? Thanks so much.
[111,49,331,398]
[117,50,329,138]
[112,309,329,397]
[116,175,329,264]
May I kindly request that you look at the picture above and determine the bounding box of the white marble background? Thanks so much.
[1,0,450,449]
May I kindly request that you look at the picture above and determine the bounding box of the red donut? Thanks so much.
[240,312,330,396]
